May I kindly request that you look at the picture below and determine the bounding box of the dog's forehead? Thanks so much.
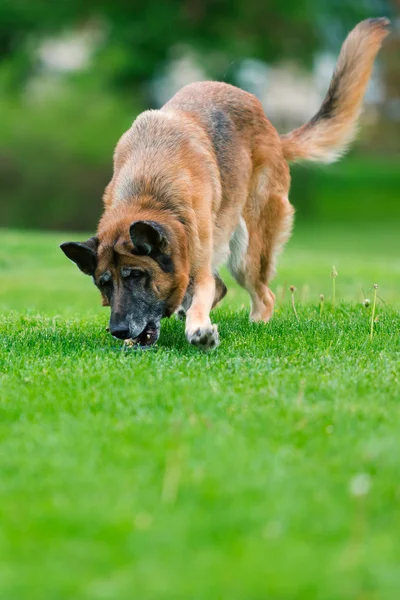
[97,234,126,258]
[114,236,133,256]
[96,237,152,275]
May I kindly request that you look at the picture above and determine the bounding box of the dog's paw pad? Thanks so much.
[186,324,219,350]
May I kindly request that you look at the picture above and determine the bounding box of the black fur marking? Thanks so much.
[60,237,98,276]
[131,248,174,274]
[154,253,174,273]
[176,214,187,227]
[130,220,169,252]
[130,220,174,274]
[208,109,235,180]
[308,69,343,125]
[366,17,389,26]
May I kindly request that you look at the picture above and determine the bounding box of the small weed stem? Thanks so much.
[279,283,287,308]
[290,286,299,322]
[370,284,378,340]
[319,294,324,317]
[331,266,338,308]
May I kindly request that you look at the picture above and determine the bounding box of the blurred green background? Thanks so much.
[0,0,399,231]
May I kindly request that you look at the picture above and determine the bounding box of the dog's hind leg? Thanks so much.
[212,271,228,309]
[230,191,294,322]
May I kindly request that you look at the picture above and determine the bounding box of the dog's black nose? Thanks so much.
[109,324,130,340]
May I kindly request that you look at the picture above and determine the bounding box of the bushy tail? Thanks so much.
[281,18,390,163]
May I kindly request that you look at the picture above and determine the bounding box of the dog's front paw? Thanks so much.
[186,324,219,350]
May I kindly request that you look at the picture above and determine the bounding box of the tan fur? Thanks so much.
[281,18,390,163]
[88,18,389,348]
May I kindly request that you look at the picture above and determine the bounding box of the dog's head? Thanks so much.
[61,219,189,346]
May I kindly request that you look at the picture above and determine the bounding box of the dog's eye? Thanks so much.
[121,268,144,280]
[98,271,113,287]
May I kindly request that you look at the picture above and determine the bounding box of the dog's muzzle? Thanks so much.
[110,320,159,347]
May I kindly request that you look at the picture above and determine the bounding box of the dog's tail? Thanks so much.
[281,18,390,164]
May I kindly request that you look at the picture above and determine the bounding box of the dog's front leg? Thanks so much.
[185,269,219,350]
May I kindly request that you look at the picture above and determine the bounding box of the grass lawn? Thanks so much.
[0,223,399,599]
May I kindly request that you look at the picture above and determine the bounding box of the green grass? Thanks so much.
[0,224,399,599]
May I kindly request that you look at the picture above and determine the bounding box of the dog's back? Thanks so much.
[107,81,281,216]
[163,81,283,201]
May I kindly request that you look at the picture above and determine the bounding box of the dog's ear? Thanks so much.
[60,237,98,275]
[129,221,169,255]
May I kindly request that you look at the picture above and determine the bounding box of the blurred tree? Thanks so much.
[0,0,396,231]
[0,0,389,96]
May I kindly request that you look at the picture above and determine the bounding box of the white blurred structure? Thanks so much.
[32,27,390,129]
[150,48,386,130]
[237,58,323,127]
[150,48,208,107]
[37,27,104,73]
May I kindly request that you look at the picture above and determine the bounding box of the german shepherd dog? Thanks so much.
[61,19,389,350]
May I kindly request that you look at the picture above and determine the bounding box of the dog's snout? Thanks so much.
[109,323,130,340]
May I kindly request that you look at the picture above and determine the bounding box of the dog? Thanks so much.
[61,18,389,350]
